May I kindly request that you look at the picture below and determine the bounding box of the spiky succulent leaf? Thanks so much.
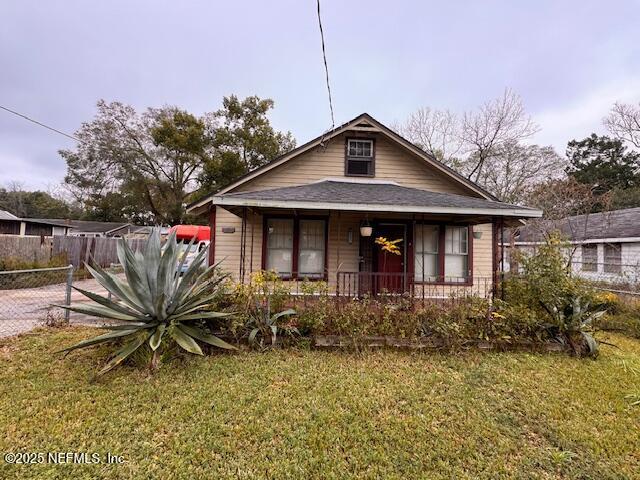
[177,324,236,350]
[170,327,204,355]
[149,325,166,351]
[98,333,150,375]
[58,229,235,375]
[56,329,141,354]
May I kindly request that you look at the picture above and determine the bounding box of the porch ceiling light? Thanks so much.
[360,220,372,237]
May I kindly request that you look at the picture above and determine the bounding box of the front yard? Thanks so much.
[0,327,639,479]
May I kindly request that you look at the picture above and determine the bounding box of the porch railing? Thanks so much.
[336,271,495,299]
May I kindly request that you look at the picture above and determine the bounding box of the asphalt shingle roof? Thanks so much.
[515,207,640,242]
[27,219,129,232]
[222,180,533,211]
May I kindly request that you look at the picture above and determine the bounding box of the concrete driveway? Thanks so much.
[0,276,120,338]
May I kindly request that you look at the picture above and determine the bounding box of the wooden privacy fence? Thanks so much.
[0,236,53,264]
[52,236,146,268]
[0,235,146,268]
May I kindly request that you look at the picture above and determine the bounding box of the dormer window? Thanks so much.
[345,138,375,176]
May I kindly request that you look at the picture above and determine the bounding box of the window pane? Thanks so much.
[347,140,373,158]
[267,249,293,275]
[445,226,468,254]
[266,219,293,275]
[414,225,439,281]
[445,254,468,280]
[444,226,468,280]
[415,225,439,253]
[415,253,438,281]
[581,244,597,272]
[298,220,325,277]
[604,243,621,274]
[346,159,371,175]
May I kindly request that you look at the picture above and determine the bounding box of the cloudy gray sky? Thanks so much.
[1,0,639,190]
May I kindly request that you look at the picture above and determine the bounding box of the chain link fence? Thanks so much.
[0,265,122,338]
[569,260,640,296]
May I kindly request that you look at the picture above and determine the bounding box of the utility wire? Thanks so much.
[0,104,80,142]
[316,0,335,130]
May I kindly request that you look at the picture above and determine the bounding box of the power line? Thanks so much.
[316,0,335,130]
[0,104,80,142]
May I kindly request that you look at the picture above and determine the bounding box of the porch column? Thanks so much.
[208,206,216,266]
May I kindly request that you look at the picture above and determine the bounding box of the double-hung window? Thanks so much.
[345,139,374,176]
[298,220,326,278]
[414,225,439,281]
[604,243,621,274]
[581,244,597,272]
[414,225,470,283]
[266,219,294,276]
[444,226,469,281]
[265,218,327,279]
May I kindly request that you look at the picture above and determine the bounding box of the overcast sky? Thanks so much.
[1,0,639,190]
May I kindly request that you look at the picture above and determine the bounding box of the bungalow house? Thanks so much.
[504,207,640,284]
[188,113,541,297]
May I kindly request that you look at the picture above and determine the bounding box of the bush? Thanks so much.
[290,295,550,347]
[503,235,605,356]
[595,296,640,339]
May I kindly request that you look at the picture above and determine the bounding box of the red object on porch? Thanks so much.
[169,225,211,243]
[374,224,406,293]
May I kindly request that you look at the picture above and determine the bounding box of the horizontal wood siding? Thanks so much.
[212,207,263,281]
[213,209,495,297]
[234,134,472,196]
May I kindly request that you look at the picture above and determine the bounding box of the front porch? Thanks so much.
[213,207,503,299]
[202,180,540,299]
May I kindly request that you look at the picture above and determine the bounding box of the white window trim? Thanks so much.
[347,139,374,158]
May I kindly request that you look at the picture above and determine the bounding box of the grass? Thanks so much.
[0,328,639,479]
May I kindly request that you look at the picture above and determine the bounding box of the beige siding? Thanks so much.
[213,129,494,296]
[234,134,472,196]
[213,207,262,281]
[214,207,495,297]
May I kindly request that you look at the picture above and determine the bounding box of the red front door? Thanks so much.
[374,224,406,293]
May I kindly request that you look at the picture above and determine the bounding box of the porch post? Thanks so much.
[500,218,505,300]
[249,209,255,277]
[492,217,499,299]
[208,206,216,266]
[239,207,247,283]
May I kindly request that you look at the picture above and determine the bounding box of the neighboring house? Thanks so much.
[504,207,640,284]
[28,219,135,237]
[0,210,70,237]
[188,113,541,297]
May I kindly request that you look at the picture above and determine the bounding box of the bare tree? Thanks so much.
[461,88,539,181]
[604,101,640,149]
[394,107,463,167]
[473,142,565,204]
[525,177,612,244]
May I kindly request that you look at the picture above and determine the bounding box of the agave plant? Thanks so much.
[246,298,297,348]
[57,230,235,375]
[540,295,606,357]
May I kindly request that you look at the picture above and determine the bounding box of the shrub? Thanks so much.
[503,235,605,356]
[233,270,292,314]
[57,230,236,375]
[595,296,640,339]
[245,300,298,349]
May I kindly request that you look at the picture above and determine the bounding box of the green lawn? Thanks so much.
[1,328,639,479]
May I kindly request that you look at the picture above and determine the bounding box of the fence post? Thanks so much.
[65,264,74,322]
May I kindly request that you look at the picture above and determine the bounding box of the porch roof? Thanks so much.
[210,180,542,218]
